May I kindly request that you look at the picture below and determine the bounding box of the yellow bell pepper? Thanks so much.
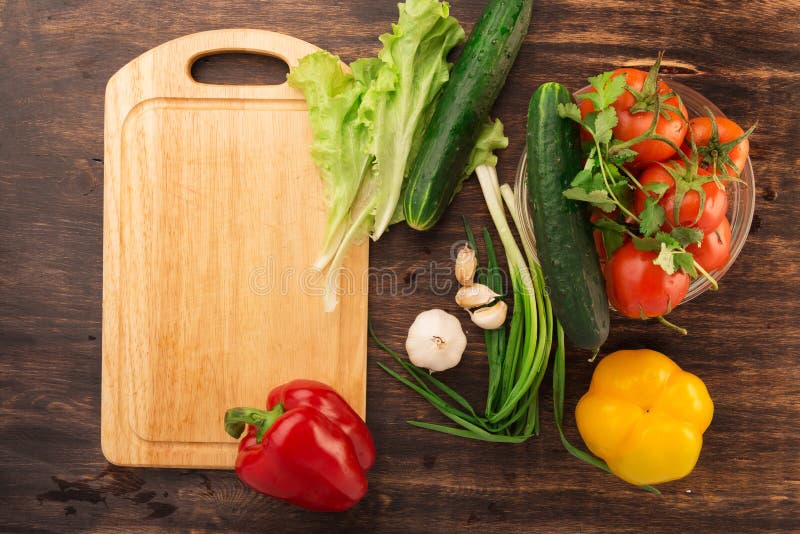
[575,349,713,486]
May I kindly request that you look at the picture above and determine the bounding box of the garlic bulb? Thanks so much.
[454,246,477,286]
[469,300,508,330]
[405,309,467,373]
[455,283,500,310]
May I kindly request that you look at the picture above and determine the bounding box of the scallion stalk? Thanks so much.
[375,162,555,442]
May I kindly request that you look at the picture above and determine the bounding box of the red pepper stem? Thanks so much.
[224,405,285,443]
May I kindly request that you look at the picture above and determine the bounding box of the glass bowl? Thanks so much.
[514,79,755,304]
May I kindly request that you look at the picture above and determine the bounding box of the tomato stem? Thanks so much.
[627,51,664,115]
[619,165,645,191]
[692,259,719,291]
[656,315,688,336]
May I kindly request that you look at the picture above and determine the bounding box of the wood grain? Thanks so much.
[102,29,368,468]
[1,0,798,532]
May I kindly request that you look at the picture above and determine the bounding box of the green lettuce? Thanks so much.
[286,51,378,269]
[362,0,466,239]
[288,0,507,311]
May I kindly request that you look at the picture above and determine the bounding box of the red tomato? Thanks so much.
[683,116,750,177]
[686,217,732,272]
[662,176,728,232]
[605,241,690,318]
[633,162,728,232]
[579,68,688,166]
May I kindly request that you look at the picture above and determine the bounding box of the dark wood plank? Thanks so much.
[1,0,798,532]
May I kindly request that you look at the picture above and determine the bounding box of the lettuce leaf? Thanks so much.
[362,0,466,239]
[287,0,507,311]
[286,51,378,268]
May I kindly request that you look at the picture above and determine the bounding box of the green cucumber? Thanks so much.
[403,0,532,230]
[526,82,609,350]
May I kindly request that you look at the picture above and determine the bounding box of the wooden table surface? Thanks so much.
[2,0,798,532]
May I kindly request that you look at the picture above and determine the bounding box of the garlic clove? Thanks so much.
[469,300,508,330]
[405,309,467,373]
[455,283,500,310]
[454,245,478,286]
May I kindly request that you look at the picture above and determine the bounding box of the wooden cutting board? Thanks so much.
[102,29,369,469]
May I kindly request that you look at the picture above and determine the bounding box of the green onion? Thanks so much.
[464,220,507,418]
[374,163,554,441]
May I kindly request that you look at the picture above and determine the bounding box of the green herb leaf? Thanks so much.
[593,172,610,192]
[670,226,704,248]
[584,146,598,165]
[563,188,616,213]
[601,228,625,258]
[674,251,698,277]
[655,231,680,248]
[639,233,700,278]
[557,102,582,123]
[593,217,627,233]
[608,146,638,165]
[581,71,627,110]
[644,181,671,196]
[639,197,666,237]
[593,107,619,145]
[570,168,594,190]
[605,162,623,182]
[653,242,677,275]
[593,216,627,258]
[632,236,661,252]
[587,71,612,96]
[570,167,607,196]
[608,176,632,209]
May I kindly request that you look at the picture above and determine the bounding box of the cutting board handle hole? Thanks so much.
[190,53,290,86]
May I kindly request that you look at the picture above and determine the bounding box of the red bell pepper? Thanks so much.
[224,379,374,512]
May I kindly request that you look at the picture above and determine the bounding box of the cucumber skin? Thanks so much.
[526,82,609,350]
[403,0,533,231]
